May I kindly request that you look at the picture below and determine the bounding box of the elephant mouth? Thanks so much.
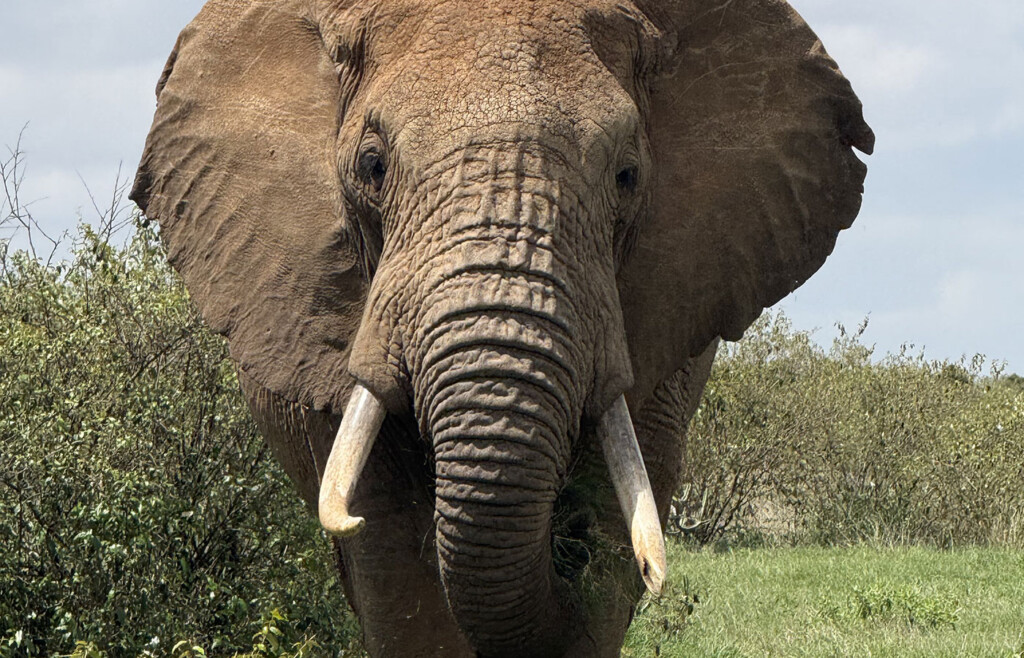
[318,381,666,596]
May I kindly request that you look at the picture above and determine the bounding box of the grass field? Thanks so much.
[624,543,1024,658]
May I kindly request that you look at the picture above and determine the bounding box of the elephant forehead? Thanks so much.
[364,0,635,153]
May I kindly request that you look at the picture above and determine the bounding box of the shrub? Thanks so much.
[0,220,359,656]
[673,312,1024,547]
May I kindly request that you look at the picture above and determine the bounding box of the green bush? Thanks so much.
[0,221,359,656]
[674,312,1024,548]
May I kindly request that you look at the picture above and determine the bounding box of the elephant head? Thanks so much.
[132,0,872,655]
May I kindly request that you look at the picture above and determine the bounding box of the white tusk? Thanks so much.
[597,395,668,596]
[319,383,387,537]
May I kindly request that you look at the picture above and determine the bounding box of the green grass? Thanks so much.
[624,542,1024,657]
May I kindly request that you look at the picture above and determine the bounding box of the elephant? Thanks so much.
[130,0,872,655]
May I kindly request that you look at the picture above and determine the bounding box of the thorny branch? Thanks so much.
[2,127,135,272]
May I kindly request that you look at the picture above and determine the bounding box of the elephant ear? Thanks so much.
[131,0,365,413]
[622,0,874,399]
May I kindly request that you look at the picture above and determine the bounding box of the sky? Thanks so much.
[1,1,1021,373]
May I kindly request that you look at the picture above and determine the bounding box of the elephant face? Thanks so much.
[335,2,649,420]
[132,0,872,654]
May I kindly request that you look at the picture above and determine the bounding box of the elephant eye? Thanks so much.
[355,128,389,196]
[357,149,388,193]
[616,165,639,195]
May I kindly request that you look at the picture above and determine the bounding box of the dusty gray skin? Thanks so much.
[131,0,873,655]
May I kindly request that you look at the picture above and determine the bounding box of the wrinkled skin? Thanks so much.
[132,0,873,655]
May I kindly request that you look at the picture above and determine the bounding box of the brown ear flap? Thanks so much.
[621,0,874,400]
[131,0,365,413]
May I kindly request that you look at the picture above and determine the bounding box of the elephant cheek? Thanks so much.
[345,278,412,414]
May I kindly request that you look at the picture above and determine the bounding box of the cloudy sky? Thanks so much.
[1,1,1021,373]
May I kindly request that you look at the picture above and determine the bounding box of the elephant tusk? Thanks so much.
[597,395,668,597]
[319,383,387,537]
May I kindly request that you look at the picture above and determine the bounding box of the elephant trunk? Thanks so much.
[417,316,580,657]
[408,250,588,656]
